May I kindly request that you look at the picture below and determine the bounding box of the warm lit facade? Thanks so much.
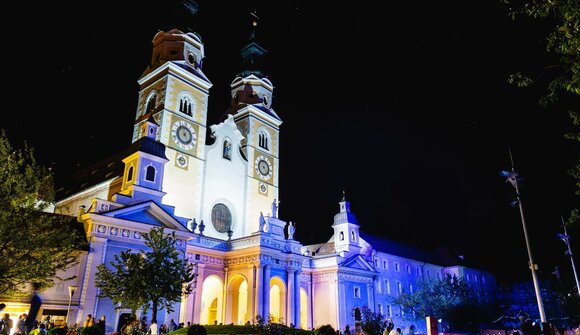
[1,26,497,335]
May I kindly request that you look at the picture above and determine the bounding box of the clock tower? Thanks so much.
[230,18,282,234]
[132,28,212,223]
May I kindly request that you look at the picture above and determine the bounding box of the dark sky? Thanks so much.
[4,0,578,283]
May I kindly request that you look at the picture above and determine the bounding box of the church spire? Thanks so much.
[239,12,267,78]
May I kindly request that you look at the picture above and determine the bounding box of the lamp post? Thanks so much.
[557,216,580,297]
[500,149,546,323]
[66,285,78,325]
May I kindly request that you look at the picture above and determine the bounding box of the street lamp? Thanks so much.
[66,285,78,325]
[500,149,546,323]
[557,216,580,297]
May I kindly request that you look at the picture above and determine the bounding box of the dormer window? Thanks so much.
[145,91,158,114]
[258,128,270,151]
[145,165,156,182]
[178,94,194,116]
[223,139,232,160]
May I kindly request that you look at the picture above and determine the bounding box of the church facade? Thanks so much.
[2,26,496,334]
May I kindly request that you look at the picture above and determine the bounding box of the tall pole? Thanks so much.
[66,285,78,325]
[504,149,547,323]
[559,216,580,297]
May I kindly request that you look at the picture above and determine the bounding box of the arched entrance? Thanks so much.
[299,288,308,329]
[200,275,224,325]
[269,277,286,323]
[228,275,249,325]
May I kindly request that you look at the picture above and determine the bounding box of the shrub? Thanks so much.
[314,325,336,335]
[187,324,207,335]
[80,326,104,335]
[48,327,68,335]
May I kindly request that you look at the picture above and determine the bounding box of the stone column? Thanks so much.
[262,265,271,320]
[223,267,229,324]
[192,264,206,324]
[254,265,263,321]
[294,270,301,328]
[287,269,295,326]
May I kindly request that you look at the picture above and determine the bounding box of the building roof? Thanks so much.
[56,137,166,201]
[360,231,440,264]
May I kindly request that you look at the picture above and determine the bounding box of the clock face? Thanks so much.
[176,154,188,169]
[255,155,273,180]
[171,121,196,150]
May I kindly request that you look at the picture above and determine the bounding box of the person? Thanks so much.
[84,314,94,328]
[149,321,158,335]
[16,314,27,335]
[97,315,106,334]
[186,322,191,327]
[168,319,177,332]
[25,284,42,335]
[1,313,13,335]
[343,325,351,335]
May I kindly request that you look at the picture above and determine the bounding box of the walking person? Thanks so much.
[25,284,42,335]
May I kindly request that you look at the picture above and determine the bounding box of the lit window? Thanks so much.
[466,274,470,282]
[416,268,421,276]
[397,282,402,294]
[385,280,390,295]
[407,265,411,274]
[145,165,156,182]
[482,276,486,284]
[409,284,413,293]
[354,287,361,298]
[377,280,382,293]
[474,275,478,283]
[377,304,383,315]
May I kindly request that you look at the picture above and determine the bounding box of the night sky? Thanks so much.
[5,1,578,283]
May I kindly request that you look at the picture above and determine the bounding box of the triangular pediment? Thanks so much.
[103,201,190,232]
[340,254,375,271]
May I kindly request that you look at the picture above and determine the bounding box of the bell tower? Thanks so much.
[132,28,213,222]
[230,16,282,234]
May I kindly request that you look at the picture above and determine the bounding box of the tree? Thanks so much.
[393,274,472,322]
[359,306,388,335]
[503,0,580,225]
[96,227,195,322]
[0,130,87,295]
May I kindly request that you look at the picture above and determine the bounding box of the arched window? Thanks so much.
[127,166,134,182]
[339,231,344,241]
[178,95,194,116]
[145,92,158,113]
[351,230,356,241]
[258,128,270,151]
[145,165,156,182]
[223,139,232,160]
[353,307,362,321]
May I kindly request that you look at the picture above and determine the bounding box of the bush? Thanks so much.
[314,325,336,335]
[187,325,207,335]
[80,326,104,335]
[48,327,68,335]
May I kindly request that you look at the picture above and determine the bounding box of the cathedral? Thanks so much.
[2,23,496,335]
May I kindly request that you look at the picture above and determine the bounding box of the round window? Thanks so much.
[211,203,232,233]
[187,53,196,67]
